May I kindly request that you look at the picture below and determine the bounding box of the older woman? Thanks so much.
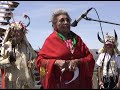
[36,9,95,89]
[96,31,120,89]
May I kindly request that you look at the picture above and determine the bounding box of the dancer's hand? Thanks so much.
[99,81,104,89]
[69,59,78,71]
[55,60,65,68]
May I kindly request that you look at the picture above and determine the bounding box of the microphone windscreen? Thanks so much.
[71,20,78,27]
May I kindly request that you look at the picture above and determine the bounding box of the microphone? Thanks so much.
[71,8,93,27]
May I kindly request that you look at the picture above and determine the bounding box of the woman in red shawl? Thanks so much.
[36,9,95,89]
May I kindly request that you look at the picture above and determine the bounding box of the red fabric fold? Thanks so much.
[1,69,5,89]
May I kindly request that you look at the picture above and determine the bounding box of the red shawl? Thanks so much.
[36,31,95,89]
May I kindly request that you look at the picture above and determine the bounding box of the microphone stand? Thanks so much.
[84,16,120,26]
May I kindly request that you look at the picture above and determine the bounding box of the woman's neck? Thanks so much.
[106,51,114,56]
[59,31,71,40]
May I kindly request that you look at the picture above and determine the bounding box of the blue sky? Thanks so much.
[12,1,120,50]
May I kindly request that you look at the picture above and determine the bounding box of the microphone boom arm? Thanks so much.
[84,16,120,26]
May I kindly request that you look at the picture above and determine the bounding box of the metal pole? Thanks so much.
[84,17,120,26]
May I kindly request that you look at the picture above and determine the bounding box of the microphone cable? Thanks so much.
[85,7,105,43]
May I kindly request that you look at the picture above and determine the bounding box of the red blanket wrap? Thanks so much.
[36,31,95,89]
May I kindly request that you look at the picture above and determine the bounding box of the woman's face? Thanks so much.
[56,14,71,33]
[105,44,114,52]
[10,29,25,45]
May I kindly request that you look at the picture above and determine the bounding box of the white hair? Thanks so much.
[50,8,71,27]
